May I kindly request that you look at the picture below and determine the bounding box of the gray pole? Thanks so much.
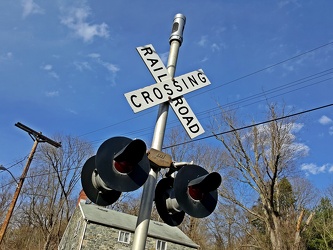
[132,13,186,250]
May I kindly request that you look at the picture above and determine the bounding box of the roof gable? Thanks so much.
[79,202,198,248]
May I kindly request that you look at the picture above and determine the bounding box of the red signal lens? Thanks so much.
[188,185,204,200]
[114,161,134,174]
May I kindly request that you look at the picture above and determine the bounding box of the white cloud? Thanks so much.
[88,53,101,59]
[0,52,13,62]
[87,54,119,85]
[211,43,220,52]
[301,163,326,175]
[319,115,332,125]
[301,163,333,175]
[290,142,310,156]
[41,64,59,79]
[49,71,59,79]
[21,0,44,18]
[248,122,309,159]
[42,64,53,71]
[212,43,223,52]
[101,61,119,74]
[329,126,333,135]
[73,61,92,71]
[45,91,59,97]
[291,123,304,133]
[67,109,78,115]
[61,6,109,43]
[200,56,209,63]
[198,35,208,47]
[278,0,302,8]
[88,54,119,74]
[6,52,13,59]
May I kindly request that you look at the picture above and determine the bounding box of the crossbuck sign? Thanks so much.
[124,44,211,139]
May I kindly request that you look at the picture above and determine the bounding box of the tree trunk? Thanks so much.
[294,210,304,249]
[267,213,283,250]
[43,231,52,250]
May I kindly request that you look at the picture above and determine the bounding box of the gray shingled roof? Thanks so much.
[79,202,199,248]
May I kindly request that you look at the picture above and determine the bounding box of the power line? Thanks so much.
[1,101,332,190]
[82,70,333,145]
[3,66,332,178]
[194,68,333,118]
[162,103,333,149]
[76,41,333,139]
[3,41,333,182]
[1,155,29,171]
[190,41,333,98]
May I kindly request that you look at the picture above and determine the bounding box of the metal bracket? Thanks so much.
[147,148,172,169]
[165,161,194,177]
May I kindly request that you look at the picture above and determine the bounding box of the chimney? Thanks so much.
[77,189,87,206]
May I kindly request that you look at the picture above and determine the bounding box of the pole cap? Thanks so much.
[169,13,186,45]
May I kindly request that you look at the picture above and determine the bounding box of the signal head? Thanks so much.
[95,137,150,192]
[155,177,185,226]
[174,165,221,218]
[81,156,121,206]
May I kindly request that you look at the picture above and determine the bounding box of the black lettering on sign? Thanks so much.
[173,97,183,106]
[178,106,189,115]
[130,95,141,108]
[197,72,207,83]
[140,47,153,56]
[154,67,164,72]
[183,116,194,126]
[171,96,202,135]
[147,58,158,68]
[158,74,168,82]
[189,124,200,133]
[188,75,199,87]
[153,87,163,99]
[142,91,154,104]
[182,78,189,89]
[173,79,183,92]
[163,84,173,96]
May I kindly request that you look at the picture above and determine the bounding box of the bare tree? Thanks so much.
[0,177,13,226]
[4,135,94,250]
[211,104,309,250]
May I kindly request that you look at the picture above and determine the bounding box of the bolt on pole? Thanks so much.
[131,13,186,250]
[0,123,61,246]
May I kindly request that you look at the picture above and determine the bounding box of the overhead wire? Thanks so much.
[1,101,333,189]
[84,68,333,144]
[190,41,333,98]
[2,41,333,188]
[76,41,333,139]
[162,103,333,149]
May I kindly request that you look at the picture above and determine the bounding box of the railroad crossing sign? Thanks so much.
[124,44,211,139]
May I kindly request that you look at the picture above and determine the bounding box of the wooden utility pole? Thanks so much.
[0,122,61,245]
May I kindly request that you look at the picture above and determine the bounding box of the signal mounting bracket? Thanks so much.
[147,148,172,169]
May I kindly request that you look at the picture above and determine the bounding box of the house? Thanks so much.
[59,201,199,250]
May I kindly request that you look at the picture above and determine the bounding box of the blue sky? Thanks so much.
[1,0,333,192]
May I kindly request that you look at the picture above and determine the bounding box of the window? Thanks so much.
[156,240,167,250]
[118,231,131,244]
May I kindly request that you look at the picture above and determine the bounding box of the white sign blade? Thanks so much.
[124,69,211,113]
[136,44,171,83]
[169,96,205,139]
